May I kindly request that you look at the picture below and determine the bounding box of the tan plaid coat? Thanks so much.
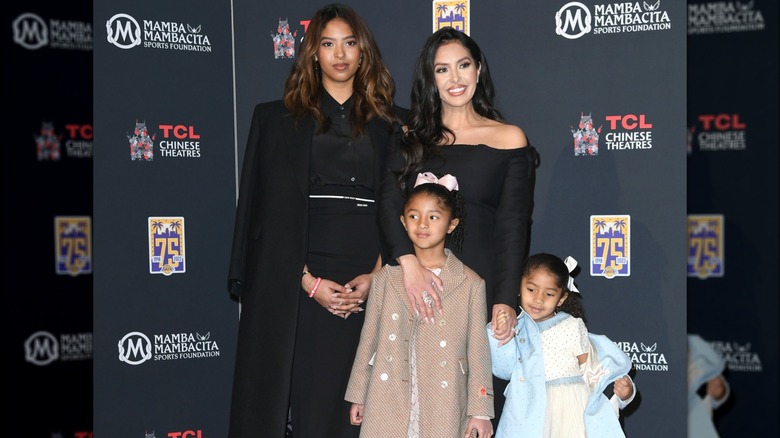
[345,250,494,437]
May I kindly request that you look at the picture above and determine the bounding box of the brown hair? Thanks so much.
[282,3,398,135]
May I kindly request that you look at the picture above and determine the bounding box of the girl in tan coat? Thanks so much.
[346,174,495,438]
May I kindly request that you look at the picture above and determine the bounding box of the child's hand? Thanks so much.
[706,375,727,401]
[465,417,493,437]
[349,403,364,425]
[613,375,634,401]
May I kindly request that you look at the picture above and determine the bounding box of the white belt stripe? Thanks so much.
[309,195,375,203]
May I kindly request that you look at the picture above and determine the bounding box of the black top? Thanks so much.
[310,92,374,197]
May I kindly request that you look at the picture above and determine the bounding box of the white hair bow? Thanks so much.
[563,256,579,293]
[414,172,459,191]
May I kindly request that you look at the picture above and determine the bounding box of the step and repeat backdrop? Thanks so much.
[3,0,775,437]
[3,1,94,437]
[686,1,779,436]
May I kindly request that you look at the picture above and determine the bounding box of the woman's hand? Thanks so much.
[491,304,517,346]
[309,277,351,316]
[398,254,443,323]
[338,272,372,318]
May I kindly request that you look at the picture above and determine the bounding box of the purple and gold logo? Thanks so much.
[590,215,630,278]
[55,216,91,276]
[433,0,470,34]
[148,216,185,275]
[687,214,724,279]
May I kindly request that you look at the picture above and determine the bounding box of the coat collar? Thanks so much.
[518,309,572,333]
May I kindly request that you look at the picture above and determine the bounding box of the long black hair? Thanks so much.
[398,27,504,185]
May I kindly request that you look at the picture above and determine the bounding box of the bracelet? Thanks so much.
[308,277,322,298]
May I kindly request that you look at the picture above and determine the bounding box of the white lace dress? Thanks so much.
[540,315,591,438]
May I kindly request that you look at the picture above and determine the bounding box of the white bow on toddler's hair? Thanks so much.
[414,172,459,191]
[563,256,579,293]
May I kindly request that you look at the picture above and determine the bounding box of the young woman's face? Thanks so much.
[433,41,480,110]
[400,193,458,252]
[519,268,568,322]
[316,19,361,91]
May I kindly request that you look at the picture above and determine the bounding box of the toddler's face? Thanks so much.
[519,269,567,322]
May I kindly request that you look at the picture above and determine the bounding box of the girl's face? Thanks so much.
[316,19,361,92]
[520,268,568,322]
[400,193,459,252]
[433,41,480,110]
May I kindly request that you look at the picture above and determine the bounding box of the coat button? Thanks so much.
[518,377,525,382]
[386,356,393,362]
[439,340,447,348]
[440,360,447,367]
[392,313,399,320]
[380,373,388,381]
[440,381,448,388]
[438,319,446,326]
[519,338,526,343]
[389,334,397,341]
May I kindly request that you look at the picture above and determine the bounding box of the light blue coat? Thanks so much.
[688,334,729,438]
[488,311,632,438]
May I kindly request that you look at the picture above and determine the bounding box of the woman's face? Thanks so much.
[433,41,480,110]
[316,19,361,92]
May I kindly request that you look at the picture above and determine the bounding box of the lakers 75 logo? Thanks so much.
[590,215,630,278]
[687,215,723,279]
[55,216,91,276]
[148,216,185,275]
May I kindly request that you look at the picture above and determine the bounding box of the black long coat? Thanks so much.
[226,99,406,437]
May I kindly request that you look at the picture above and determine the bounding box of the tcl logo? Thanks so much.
[605,114,652,130]
[698,114,745,130]
[158,124,200,139]
[65,123,93,140]
[168,431,204,438]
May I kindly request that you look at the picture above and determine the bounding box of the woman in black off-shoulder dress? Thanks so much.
[379,27,539,428]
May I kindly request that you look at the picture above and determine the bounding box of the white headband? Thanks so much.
[563,256,579,293]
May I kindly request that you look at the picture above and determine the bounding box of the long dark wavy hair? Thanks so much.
[404,181,466,253]
[282,3,398,136]
[521,253,585,319]
[397,27,505,185]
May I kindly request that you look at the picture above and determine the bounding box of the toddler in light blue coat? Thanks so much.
[488,253,636,438]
